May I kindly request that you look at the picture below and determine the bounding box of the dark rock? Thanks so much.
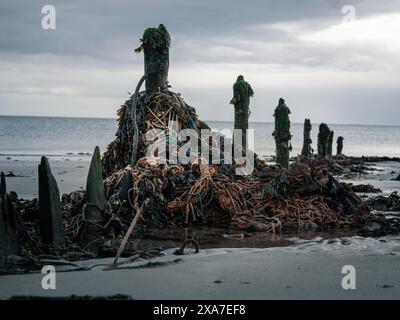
[359,213,398,237]
[379,284,394,289]
[367,191,400,211]
[350,184,382,193]
[38,157,65,247]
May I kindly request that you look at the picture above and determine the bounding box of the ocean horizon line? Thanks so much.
[1,114,400,128]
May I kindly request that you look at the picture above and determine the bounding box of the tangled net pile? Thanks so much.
[102,159,368,234]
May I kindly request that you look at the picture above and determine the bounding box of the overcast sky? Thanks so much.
[0,0,400,125]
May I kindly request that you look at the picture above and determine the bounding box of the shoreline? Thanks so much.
[2,114,400,128]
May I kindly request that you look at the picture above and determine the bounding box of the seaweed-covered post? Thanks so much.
[230,75,254,150]
[327,130,334,158]
[272,98,292,169]
[317,123,333,158]
[301,118,313,158]
[135,24,171,94]
[337,136,344,156]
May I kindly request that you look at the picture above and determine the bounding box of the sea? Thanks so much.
[0,115,399,158]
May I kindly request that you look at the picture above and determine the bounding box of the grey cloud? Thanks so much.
[0,0,400,124]
[1,0,398,59]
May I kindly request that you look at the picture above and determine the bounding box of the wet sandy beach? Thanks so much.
[0,236,399,299]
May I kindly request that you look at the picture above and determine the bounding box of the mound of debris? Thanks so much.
[101,160,370,234]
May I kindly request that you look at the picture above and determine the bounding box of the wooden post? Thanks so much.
[38,157,65,247]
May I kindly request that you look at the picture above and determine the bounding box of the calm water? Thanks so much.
[0,116,399,158]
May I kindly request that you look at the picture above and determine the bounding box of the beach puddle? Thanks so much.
[133,226,360,252]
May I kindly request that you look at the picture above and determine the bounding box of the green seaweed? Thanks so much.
[301,119,313,157]
[231,75,254,150]
[272,98,292,169]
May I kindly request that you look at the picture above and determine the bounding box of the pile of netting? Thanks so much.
[101,159,369,233]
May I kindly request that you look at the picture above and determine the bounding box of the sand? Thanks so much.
[0,236,399,299]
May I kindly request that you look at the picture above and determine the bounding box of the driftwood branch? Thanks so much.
[112,198,149,267]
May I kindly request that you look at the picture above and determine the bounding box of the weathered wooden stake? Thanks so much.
[0,175,6,267]
[301,119,313,158]
[0,172,19,265]
[136,24,170,94]
[337,136,344,156]
[272,98,292,169]
[38,157,65,247]
[82,146,105,242]
[85,146,105,216]
[327,130,334,158]
[317,123,334,159]
[230,75,254,152]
